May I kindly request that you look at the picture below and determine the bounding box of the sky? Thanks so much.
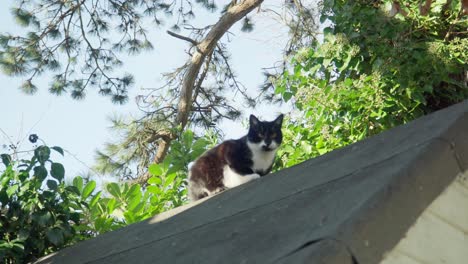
[0,1,292,181]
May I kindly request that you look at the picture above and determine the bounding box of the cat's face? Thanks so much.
[247,114,284,152]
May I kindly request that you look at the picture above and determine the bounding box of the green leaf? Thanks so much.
[47,180,58,190]
[132,201,145,215]
[127,195,142,212]
[344,78,353,87]
[146,185,160,195]
[34,146,50,164]
[6,184,18,197]
[275,84,286,95]
[148,164,163,176]
[1,154,11,166]
[106,182,120,198]
[34,166,48,182]
[33,211,52,227]
[51,146,64,156]
[125,184,141,199]
[46,228,64,246]
[73,177,84,193]
[183,130,194,148]
[192,138,209,151]
[18,171,28,182]
[164,173,177,188]
[82,181,96,200]
[94,217,104,231]
[320,15,328,23]
[89,191,102,208]
[51,162,65,181]
[166,164,182,176]
[283,92,293,102]
[107,199,117,214]
[323,27,333,36]
[147,176,162,185]
[12,241,25,251]
[65,186,80,196]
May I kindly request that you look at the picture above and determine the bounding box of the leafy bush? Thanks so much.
[274,0,467,166]
[83,130,214,232]
[0,130,213,262]
[0,146,92,263]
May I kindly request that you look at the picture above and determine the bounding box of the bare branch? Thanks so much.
[193,50,214,102]
[166,30,198,46]
[419,0,432,16]
[389,1,408,17]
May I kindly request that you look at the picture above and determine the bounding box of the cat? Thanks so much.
[187,114,284,201]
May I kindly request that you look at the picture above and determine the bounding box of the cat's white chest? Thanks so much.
[247,141,277,173]
[250,148,276,173]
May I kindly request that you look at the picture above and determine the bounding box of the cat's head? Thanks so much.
[247,114,284,152]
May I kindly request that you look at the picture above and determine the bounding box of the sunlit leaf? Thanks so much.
[82,181,96,200]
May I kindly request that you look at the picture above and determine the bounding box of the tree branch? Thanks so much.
[419,0,432,16]
[175,0,264,130]
[166,30,198,46]
[389,1,408,17]
[132,129,175,184]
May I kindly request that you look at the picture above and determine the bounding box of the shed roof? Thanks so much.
[36,100,468,264]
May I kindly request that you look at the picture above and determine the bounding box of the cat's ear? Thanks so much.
[274,114,284,126]
[249,114,260,127]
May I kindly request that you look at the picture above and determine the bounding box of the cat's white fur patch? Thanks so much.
[222,165,260,188]
[188,170,225,201]
[247,140,278,173]
[187,161,195,170]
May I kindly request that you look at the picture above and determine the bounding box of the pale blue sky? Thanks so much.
[0,2,290,180]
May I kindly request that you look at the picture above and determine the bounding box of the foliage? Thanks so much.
[274,0,467,165]
[88,130,214,231]
[0,130,213,262]
[93,114,219,181]
[93,115,174,180]
[0,146,91,263]
[0,0,221,103]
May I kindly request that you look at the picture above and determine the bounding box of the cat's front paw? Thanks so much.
[250,173,261,179]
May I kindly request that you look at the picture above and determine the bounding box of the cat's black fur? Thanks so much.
[188,114,283,201]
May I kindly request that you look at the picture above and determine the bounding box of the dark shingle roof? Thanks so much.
[36,100,468,264]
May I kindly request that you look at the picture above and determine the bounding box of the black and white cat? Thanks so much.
[188,114,284,201]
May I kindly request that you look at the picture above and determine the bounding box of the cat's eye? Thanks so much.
[271,133,277,137]
[258,133,264,138]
